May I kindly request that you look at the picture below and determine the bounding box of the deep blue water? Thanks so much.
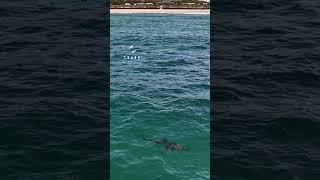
[0,1,109,179]
[212,0,320,179]
[111,14,210,180]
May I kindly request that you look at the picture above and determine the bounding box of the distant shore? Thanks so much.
[111,9,210,14]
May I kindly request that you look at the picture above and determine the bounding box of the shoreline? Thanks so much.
[110,9,210,14]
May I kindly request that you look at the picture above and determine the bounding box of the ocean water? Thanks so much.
[0,1,108,179]
[212,0,320,179]
[111,14,210,180]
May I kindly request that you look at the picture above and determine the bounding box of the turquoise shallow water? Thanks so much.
[111,14,210,180]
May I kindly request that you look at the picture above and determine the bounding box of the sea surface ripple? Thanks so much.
[0,1,108,179]
[212,1,320,179]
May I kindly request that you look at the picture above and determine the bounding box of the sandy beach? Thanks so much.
[110,9,210,14]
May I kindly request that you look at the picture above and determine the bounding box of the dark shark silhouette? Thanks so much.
[143,136,189,152]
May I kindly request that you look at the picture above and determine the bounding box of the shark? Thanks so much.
[143,136,189,152]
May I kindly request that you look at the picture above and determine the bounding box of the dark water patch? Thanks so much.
[212,0,320,179]
[0,0,109,179]
[267,117,320,140]
[234,70,320,88]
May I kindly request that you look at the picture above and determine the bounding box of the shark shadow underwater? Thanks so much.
[143,135,190,152]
